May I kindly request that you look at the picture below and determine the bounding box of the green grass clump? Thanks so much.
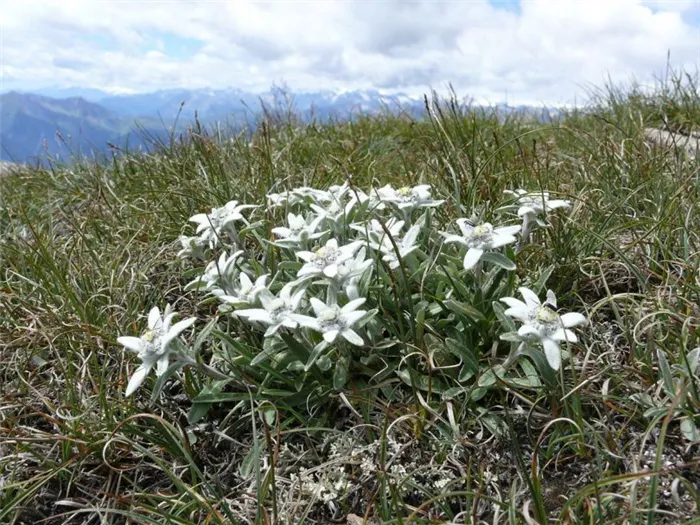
[1,71,699,524]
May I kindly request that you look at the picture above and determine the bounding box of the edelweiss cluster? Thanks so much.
[117,181,585,397]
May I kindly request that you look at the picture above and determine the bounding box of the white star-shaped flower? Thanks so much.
[504,189,571,218]
[443,220,520,270]
[377,223,421,269]
[296,239,362,278]
[217,272,269,308]
[186,250,244,293]
[117,305,196,396]
[292,297,367,346]
[189,200,257,247]
[234,284,305,336]
[500,287,587,370]
[373,184,444,211]
[271,212,326,247]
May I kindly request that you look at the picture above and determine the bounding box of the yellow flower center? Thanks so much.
[536,306,559,324]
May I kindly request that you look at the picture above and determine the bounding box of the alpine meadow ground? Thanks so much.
[1,72,699,524]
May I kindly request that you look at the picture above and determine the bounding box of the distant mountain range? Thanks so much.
[0,87,560,164]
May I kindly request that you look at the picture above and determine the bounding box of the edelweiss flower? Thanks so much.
[293,297,367,346]
[377,223,421,269]
[235,284,305,336]
[335,247,373,300]
[335,246,374,300]
[117,305,196,396]
[177,235,208,259]
[186,250,244,293]
[501,287,587,370]
[310,198,357,228]
[504,189,571,218]
[296,239,362,278]
[189,200,257,246]
[267,190,303,208]
[443,220,520,270]
[373,184,444,211]
[351,218,405,246]
[218,272,269,307]
[503,189,571,249]
[272,213,326,246]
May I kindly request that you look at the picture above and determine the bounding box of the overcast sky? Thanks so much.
[1,0,698,104]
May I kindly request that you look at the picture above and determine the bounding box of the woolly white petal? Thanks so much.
[551,328,578,343]
[323,330,340,343]
[560,312,587,328]
[148,307,161,330]
[235,309,273,323]
[125,363,152,397]
[323,264,339,278]
[495,225,521,236]
[342,298,366,313]
[519,287,541,308]
[155,356,169,376]
[463,248,484,270]
[165,317,196,344]
[342,329,364,346]
[118,336,144,353]
[518,324,542,339]
[542,338,562,370]
[489,232,517,249]
[500,297,528,310]
[442,234,468,245]
[504,306,531,322]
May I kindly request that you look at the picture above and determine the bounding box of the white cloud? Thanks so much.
[1,0,698,104]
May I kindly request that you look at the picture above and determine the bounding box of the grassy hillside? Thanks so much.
[1,74,699,524]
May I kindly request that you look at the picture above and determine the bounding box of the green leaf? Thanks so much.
[520,346,557,388]
[444,299,486,321]
[480,252,516,271]
[469,387,487,401]
[499,331,523,342]
[519,359,542,387]
[492,301,517,332]
[240,441,264,478]
[280,333,311,364]
[333,356,349,389]
[532,265,555,294]
[657,349,675,396]
[193,317,218,356]
[150,361,186,402]
[305,342,328,371]
[187,379,229,424]
[444,338,479,381]
[680,417,699,442]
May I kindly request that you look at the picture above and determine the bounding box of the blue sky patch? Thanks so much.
[488,0,521,15]
[139,31,204,59]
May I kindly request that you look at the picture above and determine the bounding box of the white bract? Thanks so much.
[117,305,196,396]
[374,184,444,211]
[187,250,244,293]
[218,272,269,308]
[443,220,520,270]
[177,235,208,259]
[351,218,405,247]
[189,200,257,247]
[378,223,421,269]
[335,247,373,300]
[504,189,571,218]
[272,213,326,247]
[235,284,305,336]
[501,287,587,370]
[296,239,362,278]
[293,297,367,346]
